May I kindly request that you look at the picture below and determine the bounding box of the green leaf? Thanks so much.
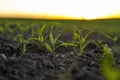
[13,35,26,54]
[54,34,61,44]
[73,32,80,42]
[113,37,118,43]
[28,38,38,41]
[49,26,54,45]
[13,35,18,41]
[45,43,53,53]
[39,34,44,43]
[49,31,54,45]
[38,24,47,34]
[103,34,117,43]
[38,24,47,43]
[60,42,77,47]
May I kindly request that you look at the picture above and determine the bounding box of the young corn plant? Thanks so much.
[72,26,94,56]
[44,24,74,53]
[98,41,120,80]
[29,24,47,47]
[13,34,26,54]
[45,25,62,53]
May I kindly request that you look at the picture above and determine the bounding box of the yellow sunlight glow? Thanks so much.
[0,0,120,19]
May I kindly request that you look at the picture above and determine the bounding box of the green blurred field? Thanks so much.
[0,18,120,36]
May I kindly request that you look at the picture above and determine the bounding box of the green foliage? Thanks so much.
[72,26,94,56]
[59,41,77,47]
[13,35,26,54]
[98,41,120,80]
[29,24,47,47]
[38,24,47,44]
[45,25,62,53]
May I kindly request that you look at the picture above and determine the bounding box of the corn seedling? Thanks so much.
[98,41,120,80]
[29,24,47,47]
[45,25,62,53]
[13,35,26,54]
[45,24,70,53]
[72,26,94,56]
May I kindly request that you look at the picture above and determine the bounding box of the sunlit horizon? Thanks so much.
[0,0,120,20]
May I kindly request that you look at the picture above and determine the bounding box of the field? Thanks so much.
[0,18,120,80]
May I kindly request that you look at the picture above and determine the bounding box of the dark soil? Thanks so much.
[0,24,120,80]
[0,36,120,80]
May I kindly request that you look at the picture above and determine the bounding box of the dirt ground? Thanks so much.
[0,33,120,80]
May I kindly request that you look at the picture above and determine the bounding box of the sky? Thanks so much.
[0,0,120,19]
